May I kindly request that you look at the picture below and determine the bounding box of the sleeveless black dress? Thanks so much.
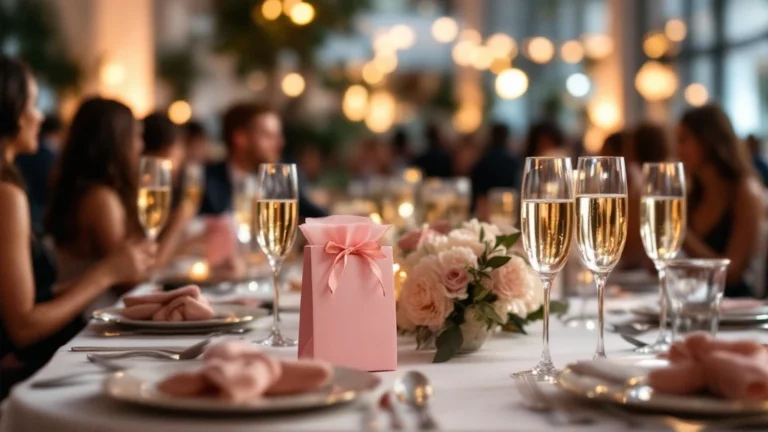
[0,236,84,397]
[700,207,753,297]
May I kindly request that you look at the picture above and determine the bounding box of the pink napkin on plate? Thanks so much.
[648,332,768,400]
[157,341,333,402]
[122,285,216,322]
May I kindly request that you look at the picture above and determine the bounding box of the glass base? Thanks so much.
[633,340,669,354]
[255,329,297,347]
[562,315,598,330]
[512,362,558,383]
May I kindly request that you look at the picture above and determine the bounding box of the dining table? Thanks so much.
[1,284,767,432]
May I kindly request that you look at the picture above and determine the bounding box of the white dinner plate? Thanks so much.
[91,305,268,329]
[630,304,768,325]
[103,363,380,414]
[557,359,768,416]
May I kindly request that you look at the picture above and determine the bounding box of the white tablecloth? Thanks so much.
[2,292,766,432]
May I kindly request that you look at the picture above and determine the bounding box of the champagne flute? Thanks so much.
[137,156,172,286]
[137,156,173,241]
[182,163,205,211]
[515,157,574,382]
[255,163,299,347]
[636,162,686,353]
[233,175,258,246]
[574,157,628,359]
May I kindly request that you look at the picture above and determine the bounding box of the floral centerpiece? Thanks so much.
[396,219,565,363]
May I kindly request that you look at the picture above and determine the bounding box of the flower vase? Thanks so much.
[459,317,495,353]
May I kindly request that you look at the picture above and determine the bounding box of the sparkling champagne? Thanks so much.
[137,186,172,239]
[184,185,202,208]
[575,194,628,272]
[521,199,574,274]
[640,196,686,260]
[256,199,298,260]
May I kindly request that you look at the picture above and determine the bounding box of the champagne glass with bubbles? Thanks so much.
[515,157,574,382]
[575,157,628,359]
[636,162,686,353]
[137,156,173,285]
[254,163,299,347]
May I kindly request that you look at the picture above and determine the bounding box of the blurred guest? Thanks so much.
[452,134,480,177]
[524,121,568,158]
[471,122,520,220]
[200,103,326,218]
[746,135,768,187]
[15,115,63,229]
[391,128,412,172]
[183,120,209,164]
[0,56,155,397]
[604,125,670,270]
[412,123,452,178]
[142,113,198,268]
[296,143,324,185]
[678,105,766,297]
[349,136,390,179]
[47,98,156,310]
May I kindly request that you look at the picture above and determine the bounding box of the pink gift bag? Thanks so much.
[298,215,397,372]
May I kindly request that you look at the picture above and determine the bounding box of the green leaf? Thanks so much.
[502,313,528,334]
[525,300,570,322]
[479,227,485,242]
[479,303,506,325]
[433,324,463,363]
[486,255,512,269]
[473,286,490,302]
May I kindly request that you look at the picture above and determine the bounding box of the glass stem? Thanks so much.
[593,272,608,359]
[579,287,587,321]
[538,276,554,367]
[654,262,670,344]
[271,261,282,332]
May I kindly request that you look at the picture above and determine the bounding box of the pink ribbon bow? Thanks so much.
[324,240,387,295]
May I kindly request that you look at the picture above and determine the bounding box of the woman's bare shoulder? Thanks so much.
[0,182,29,215]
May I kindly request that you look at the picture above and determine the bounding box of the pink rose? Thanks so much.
[400,257,454,330]
[397,221,452,252]
[490,255,537,301]
[436,247,477,299]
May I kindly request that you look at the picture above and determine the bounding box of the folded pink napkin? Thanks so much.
[122,285,216,322]
[157,341,333,402]
[648,332,768,400]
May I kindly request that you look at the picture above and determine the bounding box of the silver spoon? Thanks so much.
[394,371,438,430]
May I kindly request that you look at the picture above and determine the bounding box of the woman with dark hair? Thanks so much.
[0,55,155,397]
[678,104,766,297]
[46,97,155,311]
[524,121,568,158]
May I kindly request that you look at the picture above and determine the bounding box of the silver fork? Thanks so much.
[522,376,595,425]
[87,335,214,361]
[31,357,125,388]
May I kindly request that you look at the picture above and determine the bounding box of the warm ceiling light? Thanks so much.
[459,28,482,44]
[495,68,529,99]
[373,51,398,74]
[635,61,678,101]
[452,104,482,133]
[684,83,708,106]
[560,40,585,64]
[588,100,621,130]
[485,33,515,58]
[643,32,670,59]
[431,17,458,43]
[261,0,282,20]
[168,100,192,125]
[665,19,687,42]
[389,24,416,50]
[289,2,314,25]
[452,40,475,67]
[583,34,614,59]
[281,72,306,97]
[362,62,384,85]
[526,37,554,64]
[470,46,493,70]
[342,85,369,122]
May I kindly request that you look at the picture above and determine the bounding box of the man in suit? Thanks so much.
[200,103,326,218]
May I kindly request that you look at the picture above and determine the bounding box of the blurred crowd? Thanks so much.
[1,54,768,397]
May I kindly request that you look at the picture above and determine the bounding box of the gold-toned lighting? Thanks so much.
[495,68,529,99]
[665,19,687,42]
[561,40,585,64]
[168,100,192,125]
[281,72,306,97]
[635,61,678,102]
[261,0,282,20]
[342,85,369,122]
[643,32,670,59]
[362,62,384,85]
[471,46,493,70]
[100,62,125,86]
[489,56,512,74]
[459,28,482,44]
[390,24,416,50]
[282,0,301,15]
[588,100,621,130]
[452,104,482,133]
[583,34,614,59]
[485,33,515,58]
[431,17,458,43]
[373,51,398,74]
[684,83,708,106]
[452,40,475,67]
[365,91,396,133]
[526,37,554,64]
[289,2,315,25]
[584,127,606,153]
